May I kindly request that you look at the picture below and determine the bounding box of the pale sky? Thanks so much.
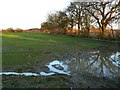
[0,0,71,29]
[0,0,118,30]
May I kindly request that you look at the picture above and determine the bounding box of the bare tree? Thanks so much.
[46,11,69,34]
[57,11,69,34]
[41,22,49,30]
[66,3,77,32]
[85,0,120,38]
[66,2,92,36]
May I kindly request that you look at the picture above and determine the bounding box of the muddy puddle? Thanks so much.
[0,51,120,79]
[62,51,120,79]
[0,60,70,76]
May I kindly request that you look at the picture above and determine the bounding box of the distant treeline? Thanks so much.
[1,27,120,41]
[1,28,41,32]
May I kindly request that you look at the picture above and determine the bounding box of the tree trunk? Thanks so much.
[78,11,81,35]
[87,27,90,37]
[78,21,80,35]
[110,24,114,39]
[71,19,74,33]
[101,24,107,39]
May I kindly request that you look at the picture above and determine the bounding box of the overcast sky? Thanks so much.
[0,0,72,29]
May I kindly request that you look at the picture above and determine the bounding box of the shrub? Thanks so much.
[5,28,14,32]
[115,32,120,41]
[15,28,23,32]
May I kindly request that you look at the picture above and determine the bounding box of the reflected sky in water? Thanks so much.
[62,51,120,78]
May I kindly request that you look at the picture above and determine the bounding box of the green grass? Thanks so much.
[1,32,101,70]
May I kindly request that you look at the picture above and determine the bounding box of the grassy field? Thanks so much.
[2,32,101,69]
[2,32,118,88]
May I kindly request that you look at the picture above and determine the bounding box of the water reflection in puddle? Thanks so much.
[46,60,70,75]
[63,51,120,78]
[0,72,39,76]
[40,72,55,76]
[110,52,120,67]
[0,51,120,79]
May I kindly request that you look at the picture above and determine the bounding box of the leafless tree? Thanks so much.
[85,0,120,38]
[45,11,69,34]
[66,2,92,36]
